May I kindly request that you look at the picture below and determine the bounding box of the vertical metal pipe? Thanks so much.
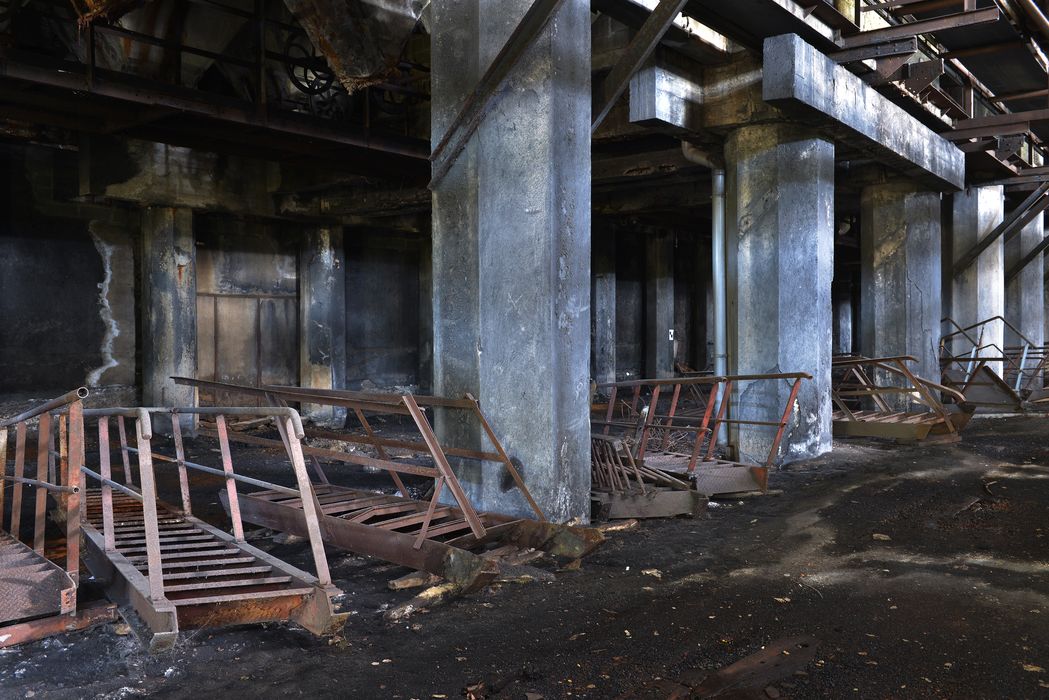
[711,167,728,445]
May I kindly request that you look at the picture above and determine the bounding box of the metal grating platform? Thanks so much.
[82,488,337,649]
[0,532,74,626]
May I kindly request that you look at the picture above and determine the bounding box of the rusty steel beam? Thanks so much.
[840,7,1001,49]
[591,0,690,133]
[953,182,1049,277]
[1006,234,1049,283]
[429,0,567,189]
[829,37,917,64]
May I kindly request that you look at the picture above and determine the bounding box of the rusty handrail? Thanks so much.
[0,387,88,428]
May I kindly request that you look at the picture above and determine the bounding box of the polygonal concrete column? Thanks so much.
[299,227,347,426]
[860,181,942,389]
[645,232,674,378]
[431,0,591,521]
[592,232,616,385]
[725,123,833,464]
[950,187,1005,366]
[141,206,196,424]
[1005,212,1045,348]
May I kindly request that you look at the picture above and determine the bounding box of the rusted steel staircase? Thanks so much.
[832,355,974,444]
[173,378,606,591]
[79,407,340,650]
[1,389,116,648]
[591,373,811,499]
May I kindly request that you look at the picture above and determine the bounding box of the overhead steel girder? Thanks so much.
[839,7,1001,49]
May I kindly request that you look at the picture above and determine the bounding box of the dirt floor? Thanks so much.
[3,414,1049,699]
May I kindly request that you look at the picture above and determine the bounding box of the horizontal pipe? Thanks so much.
[121,446,299,497]
[0,474,79,494]
[83,406,305,440]
[1,388,88,428]
[81,467,143,502]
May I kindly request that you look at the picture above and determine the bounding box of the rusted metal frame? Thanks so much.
[57,414,66,497]
[10,423,26,540]
[592,0,690,133]
[465,393,546,521]
[33,412,50,554]
[1005,234,1049,283]
[849,365,894,412]
[603,385,618,436]
[686,382,719,473]
[349,407,411,499]
[206,428,441,479]
[764,377,805,469]
[829,36,917,63]
[305,426,503,463]
[271,415,333,588]
[705,380,733,462]
[0,427,6,533]
[215,416,246,543]
[401,394,486,541]
[953,182,1049,277]
[265,384,477,410]
[171,377,414,415]
[413,476,446,548]
[169,415,192,516]
[116,416,134,486]
[97,418,116,552]
[635,385,662,461]
[429,0,567,189]
[657,383,683,451]
[0,387,89,428]
[840,7,1000,49]
[65,401,83,588]
[131,417,166,602]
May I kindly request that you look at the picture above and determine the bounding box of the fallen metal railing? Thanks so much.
[1,388,116,648]
[172,378,605,591]
[831,355,974,443]
[939,316,1048,411]
[591,372,811,497]
[77,405,340,650]
[590,433,705,519]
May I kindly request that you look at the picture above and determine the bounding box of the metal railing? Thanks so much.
[79,406,331,605]
[1,388,86,603]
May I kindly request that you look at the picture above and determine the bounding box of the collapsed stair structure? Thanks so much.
[832,355,974,444]
[172,378,605,592]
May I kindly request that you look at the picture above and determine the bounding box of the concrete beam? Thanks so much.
[761,34,965,191]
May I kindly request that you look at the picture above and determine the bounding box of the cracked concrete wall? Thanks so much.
[950,187,1005,371]
[860,182,942,399]
[0,144,137,403]
[726,123,833,465]
[345,231,425,391]
[1005,213,1045,349]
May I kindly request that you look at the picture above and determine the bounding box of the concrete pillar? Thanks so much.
[645,232,674,378]
[950,187,1005,365]
[418,235,434,393]
[141,206,196,424]
[1005,212,1045,348]
[859,181,942,387]
[725,123,833,463]
[832,277,853,356]
[431,0,591,521]
[299,227,347,426]
[592,232,616,385]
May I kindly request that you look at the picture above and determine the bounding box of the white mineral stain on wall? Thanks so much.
[86,232,121,386]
